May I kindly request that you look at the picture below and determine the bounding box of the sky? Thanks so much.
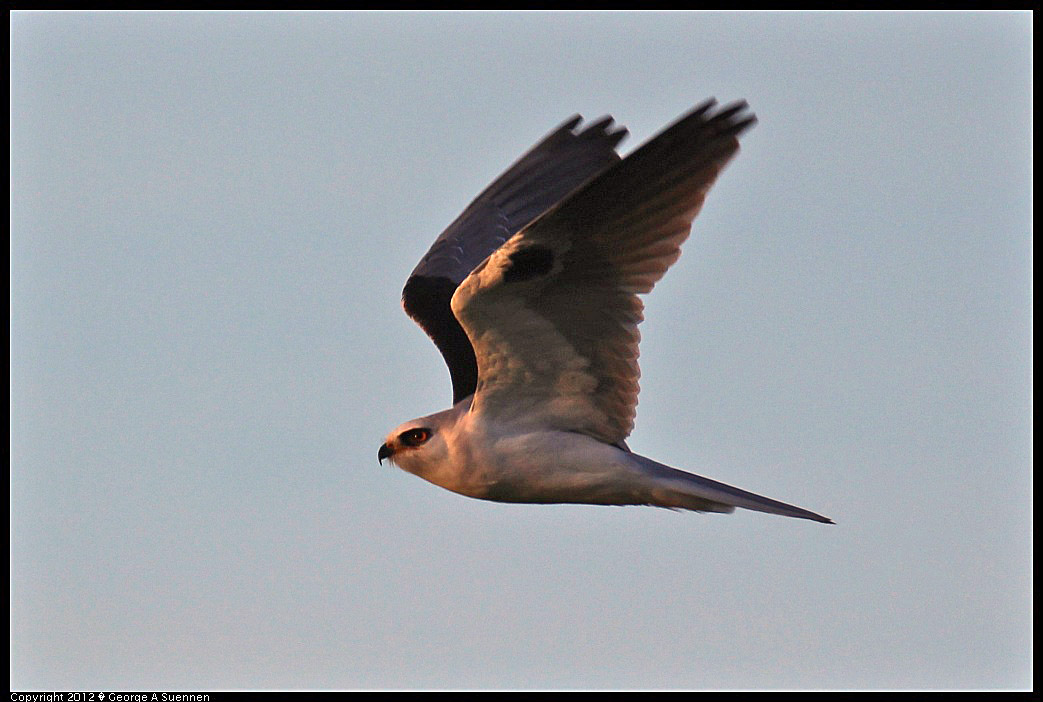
[10,11,1032,691]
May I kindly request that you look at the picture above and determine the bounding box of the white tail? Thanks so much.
[629,453,834,523]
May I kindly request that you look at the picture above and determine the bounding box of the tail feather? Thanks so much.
[629,453,834,524]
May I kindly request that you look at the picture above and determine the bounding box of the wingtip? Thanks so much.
[693,97,717,115]
[576,114,629,146]
[585,115,616,131]
[706,99,756,133]
[549,113,628,151]
[559,114,584,132]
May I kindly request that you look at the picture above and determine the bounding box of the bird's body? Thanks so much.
[379,100,832,524]
[388,397,641,506]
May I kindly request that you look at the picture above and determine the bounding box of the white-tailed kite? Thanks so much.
[379,100,832,523]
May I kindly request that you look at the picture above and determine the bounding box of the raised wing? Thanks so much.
[452,100,756,445]
[402,116,628,405]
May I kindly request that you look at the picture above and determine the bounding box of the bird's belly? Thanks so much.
[450,430,645,506]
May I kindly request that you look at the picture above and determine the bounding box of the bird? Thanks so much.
[378,99,833,524]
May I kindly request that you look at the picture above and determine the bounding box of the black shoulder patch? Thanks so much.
[504,245,554,283]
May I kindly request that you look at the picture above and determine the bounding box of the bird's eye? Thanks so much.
[399,428,431,447]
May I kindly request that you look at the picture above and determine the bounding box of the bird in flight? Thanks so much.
[379,99,832,523]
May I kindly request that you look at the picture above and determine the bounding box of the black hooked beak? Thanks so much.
[378,442,393,464]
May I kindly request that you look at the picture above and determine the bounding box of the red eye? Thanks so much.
[400,428,431,447]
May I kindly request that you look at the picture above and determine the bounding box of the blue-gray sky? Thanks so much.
[11,11,1032,690]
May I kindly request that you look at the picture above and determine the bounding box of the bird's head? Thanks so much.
[379,401,467,477]
[379,422,437,467]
